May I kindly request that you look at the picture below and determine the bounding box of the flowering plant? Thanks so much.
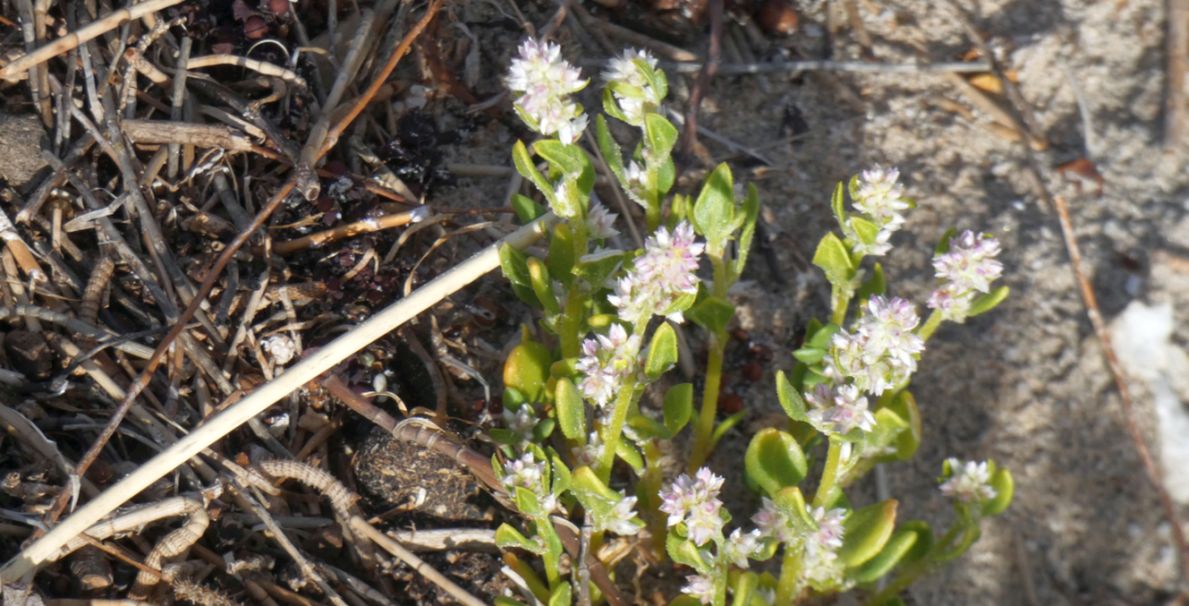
[490,38,1013,606]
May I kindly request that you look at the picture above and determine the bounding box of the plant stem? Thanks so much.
[597,380,637,482]
[917,309,943,341]
[688,334,725,472]
[688,256,732,472]
[813,438,843,508]
[774,549,803,604]
[640,441,668,557]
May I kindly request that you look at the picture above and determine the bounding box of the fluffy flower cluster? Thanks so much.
[752,500,847,586]
[681,574,716,605]
[927,230,1004,321]
[825,296,925,396]
[501,405,537,442]
[501,453,558,513]
[659,468,726,547]
[603,48,663,126]
[845,166,912,256]
[505,38,588,144]
[805,383,876,435]
[608,221,704,324]
[586,201,620,240]
[592,494,643,536]
[576,323,641,408]
[939,458,997,503]
[802,506,848,585]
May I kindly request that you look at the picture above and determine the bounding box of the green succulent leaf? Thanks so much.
[573,249,625,288]
[850,524,923,584]
[495,523,540,553]
[733,184,761,277]
[644,113,679,158]
[512,193,545,223]
[666,530,710,571]
[773,486,812,527]
[570,466,620,504]
[499,243,533,291]
[503,340,552,403]
[839,499,898,568]
[792,347,826,365]
[983,466,1014,516]
[831,181,847,229]
[616,439,645,473]
[775,370,810,424]
[934,227,957,255]
[663,382,694,435]
[744,428,808,497]
[729,571,759,606]
[887,390,922,460]
[626,412,668,440]
[813,232,855,287]
[595,115,627,183]
[645,322,679,379]
[526,257,559,314]
[847,216,881,250]
[687,295,736,336]
[533,140,590,181]
[555,378,586,442]
[546,222,577,286]
[692,163,736,251]
[866,407,911,457]
[856,263,887,301]
[551,454,572,495]
[968,285,1011,317]
[548,584,572,606]
[656,156,676,195]
[514,486,543,517]
[512,140,559,209]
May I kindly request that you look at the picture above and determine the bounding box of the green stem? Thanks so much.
[774,549,803,604]
[917,309,943,342]
[813,438,843,508]
[688,256,732,472]
[831,285,851,326]
[597,380,637,482]
[645,201,661,232]
[639,441,668,558]
[713,561,729,606]
[688,334,725,473]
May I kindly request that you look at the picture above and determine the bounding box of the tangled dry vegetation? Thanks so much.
[0,0,1185,604]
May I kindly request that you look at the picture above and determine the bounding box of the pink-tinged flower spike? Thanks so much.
[593,495,643,536]
[752,497,795,544]
[659,467,726,546]
[501,453,544,492]
[805,384,876,435]
[853,166,911,226]
[681,574,716,605]
[845,166,912,256]
[586,201,619,240]
[825,296,925,396]
[505,38,588,143]
[576,323,642,408]
[722,528,762,568]
[928,231,1004,321]
[939,458,997,503]
[607,221,705,324]
[802,506,847,585]
[603,48,663,126]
